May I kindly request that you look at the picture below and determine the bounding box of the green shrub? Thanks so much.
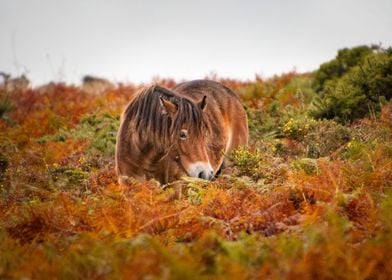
[39,112,120,156]
[291,158,319,175]
[312,45,376,92]
[49,165,88,189]
[229,147,262,177]
[77,113,120,156]
[246,107,281,140]
[310,49,392,123]
[303,119,351,158]
[278,75,317,105]
[228,147,288,185]
[282,116,317,140]
[341,139,369,161]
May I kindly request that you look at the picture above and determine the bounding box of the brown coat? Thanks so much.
[115,80,248,184]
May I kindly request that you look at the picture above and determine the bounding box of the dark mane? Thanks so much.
[124,85,204,144]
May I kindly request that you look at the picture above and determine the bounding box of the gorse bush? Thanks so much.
[312,45,376,93]
[244,74,316,142]
[304,119,351,158]
[310,46,392,123]
[282,116,317,140]
[228,146,288,186]
[228,146,262,178]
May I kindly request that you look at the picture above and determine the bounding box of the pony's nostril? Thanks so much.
[189,162,214,180]
[206,170,213,180]
[200,170,213,180]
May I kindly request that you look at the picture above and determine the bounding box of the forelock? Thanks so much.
[124,85,205,144]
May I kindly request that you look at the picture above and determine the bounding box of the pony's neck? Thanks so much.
[131,138,174,181]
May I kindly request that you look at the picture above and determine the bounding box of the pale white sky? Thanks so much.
[1,0,391,86]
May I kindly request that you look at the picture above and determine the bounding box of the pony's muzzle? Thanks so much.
[188,162,214,180]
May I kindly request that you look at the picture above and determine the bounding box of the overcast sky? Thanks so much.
[1,0,391,86]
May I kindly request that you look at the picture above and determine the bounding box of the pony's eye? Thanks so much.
[179,129,188,140]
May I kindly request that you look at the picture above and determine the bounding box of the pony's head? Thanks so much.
[125,85,213,181]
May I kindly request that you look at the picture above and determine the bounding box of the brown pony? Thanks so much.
[115,80,248,184]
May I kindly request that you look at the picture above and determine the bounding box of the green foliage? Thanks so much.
[341,139,370,161]
[312,45,376,92]
[304,119,351,158]
[228,146,288,186]
[278,75,317,105]
[244,74,317,143]
[282,116,317,140]
[49,165,88,189]
[291,158,319,175]
[80,113,119,156]
[40,112,120,156]
[0,93,14,121]
[228,146,262,178]
[246,107,281,140]
[310,48,392,122]
[177,177,210,205]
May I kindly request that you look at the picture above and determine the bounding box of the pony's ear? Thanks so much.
[197,95,207,111]
[159,96,178,115]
